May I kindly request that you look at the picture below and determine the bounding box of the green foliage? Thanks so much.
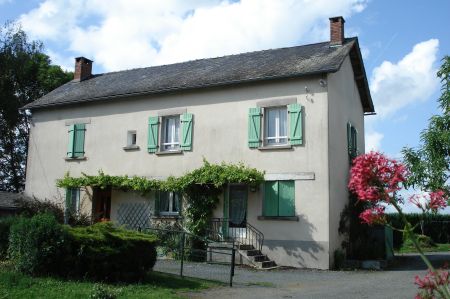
[89,284,120,299]
[8,213,71,276]
[0,217,17,259]
[57,160,265,237]
[387,213,450,249]
[402,56,450,194]
[0,22,73,192]
[67,222,157,282]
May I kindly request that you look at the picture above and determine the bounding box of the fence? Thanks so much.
[142,227,236,286]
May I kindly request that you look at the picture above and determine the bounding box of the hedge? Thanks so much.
[0,217,18,259]
[7,213,157,281]
[387,213,450,249]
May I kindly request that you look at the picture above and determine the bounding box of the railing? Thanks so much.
[210,218,264,252]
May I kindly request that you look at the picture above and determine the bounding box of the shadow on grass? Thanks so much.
[144,271,223,289]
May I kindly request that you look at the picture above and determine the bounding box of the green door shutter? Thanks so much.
[73,124,85,157]
[263,181,278,216]
[154,191,160,216]
[288,103,302,145]
[180,113,193,151]
[67,125,75,157]
[352,127,358,155]
[248,107,262,148]
[278,181,295,216]
[148,116,159,153]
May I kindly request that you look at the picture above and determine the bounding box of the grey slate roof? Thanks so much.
[23,37,374,112]
[0,191,22,209]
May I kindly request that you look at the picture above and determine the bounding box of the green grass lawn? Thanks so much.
[396,243,450,254]
[0,262,219,299]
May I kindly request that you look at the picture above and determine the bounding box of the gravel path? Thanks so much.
[157,252,450,299]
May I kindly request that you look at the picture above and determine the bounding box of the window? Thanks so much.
[127,130,137,146]
[347,122,358,159]
[157,191,180,215]
[65,188,80,223]
[161,115,180,151]
[147,113,193,153]
[264,106,288,145]
[248,103,302,148]
[263,181,295,217]
[67,123,86,158]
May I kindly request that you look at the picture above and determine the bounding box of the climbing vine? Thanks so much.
[57,159,264,236]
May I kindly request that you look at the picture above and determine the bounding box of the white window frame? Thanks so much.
[160,115,181,151]
[263,106,288,146]
[127,130,137,146]
[159,191,180,215]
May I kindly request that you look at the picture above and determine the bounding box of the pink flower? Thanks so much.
[359,206,386,225]
[429,190,448,212]
[348,152,408,204]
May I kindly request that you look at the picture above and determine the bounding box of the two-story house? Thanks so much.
[23,17,374,269]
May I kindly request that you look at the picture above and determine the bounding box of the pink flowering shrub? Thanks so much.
[349,151,450,298]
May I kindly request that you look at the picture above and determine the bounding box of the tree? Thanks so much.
[402,56,450,195]
[0,22,72,192]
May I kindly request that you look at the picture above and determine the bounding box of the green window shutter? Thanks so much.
[352,127,358,155]
[288,104,302,145]
[180,113,193,151]
[278,181,295,216]
[263,181,278,216]
[65,188,72,212]
[67,125,75,157]
[147,116,159,153]
[248,107,262,148]
[73,124,85,157]
[347,122,353,156]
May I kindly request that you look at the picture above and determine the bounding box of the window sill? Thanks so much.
[65,157,87,161]
[258,145,292,151]
[152,214,181,220]
[257,216,299,221]
[156,150,183,155]
[123,145,140,151]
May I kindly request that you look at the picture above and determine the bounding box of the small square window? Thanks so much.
[127,130,137,146]
[159,191,180,215]
[161,115,180,151]
[264,107,288,146]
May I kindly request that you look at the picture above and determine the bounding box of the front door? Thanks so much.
[225,185,248,239]
[92,187,111,222]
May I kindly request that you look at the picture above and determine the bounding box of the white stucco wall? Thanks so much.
[25,76,334,269]
[327,56,366,267]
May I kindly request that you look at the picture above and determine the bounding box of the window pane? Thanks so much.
[160,192,170,212]
[279,108,287,138]
[265,107,287,145]
[172,193,180,212]
[163,116,180,150]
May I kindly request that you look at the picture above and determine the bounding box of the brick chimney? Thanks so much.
[329,16,345,46]
[74,57,93,81]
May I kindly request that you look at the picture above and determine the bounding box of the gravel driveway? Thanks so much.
[175,252,450,299]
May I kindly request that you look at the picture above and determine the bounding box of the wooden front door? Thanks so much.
[92,187,111,222]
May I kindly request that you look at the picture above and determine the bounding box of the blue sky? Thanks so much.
[1,0,449,212]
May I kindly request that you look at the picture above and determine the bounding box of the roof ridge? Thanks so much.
[94,39,345,77]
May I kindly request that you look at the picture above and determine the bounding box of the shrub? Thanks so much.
[8,213,71,276]
[68,222,157,282]
[0,217,17,259]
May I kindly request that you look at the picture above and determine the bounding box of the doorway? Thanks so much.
[224,185,248,239]
[92,187,111,222]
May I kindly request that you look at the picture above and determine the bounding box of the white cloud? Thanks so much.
[370,39,440,118]
[19,0,368,72]
[365,131,383,152]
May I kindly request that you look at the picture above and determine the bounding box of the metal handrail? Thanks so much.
[210,218,264,251]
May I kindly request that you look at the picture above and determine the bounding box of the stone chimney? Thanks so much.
[74,57,93,81]
[329,16,345,46]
